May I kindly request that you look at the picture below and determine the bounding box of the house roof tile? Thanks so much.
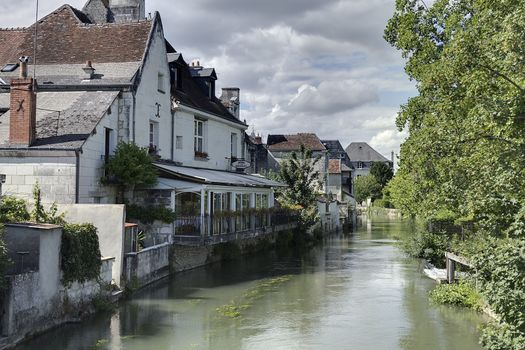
[267,133,326,151]
[0,5,152,67]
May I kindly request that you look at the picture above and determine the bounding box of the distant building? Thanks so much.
[266,133,328,190]
[345,142,393,179]
[321,140,354,202]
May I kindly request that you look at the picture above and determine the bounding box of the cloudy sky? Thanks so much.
[2,0,415,160]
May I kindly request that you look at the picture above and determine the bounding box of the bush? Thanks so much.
[0,196,30,223]
[400,230,450,267]
[61,223,102,285]
[126,204,176,224]
[429,282,483,311]
[471,237,525,350]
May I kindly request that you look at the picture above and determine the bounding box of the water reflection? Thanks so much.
[16,217,484,350]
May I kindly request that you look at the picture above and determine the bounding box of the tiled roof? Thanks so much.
[345,142,391,163]
[267,133,326,151]
[0,5,152,66]
[0,90,118,149]
[328,159,341,174]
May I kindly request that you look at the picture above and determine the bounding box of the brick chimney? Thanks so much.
[9,56,36,145]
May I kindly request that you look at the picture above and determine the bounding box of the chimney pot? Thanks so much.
[19,56,29,79]
[82,61,96,80]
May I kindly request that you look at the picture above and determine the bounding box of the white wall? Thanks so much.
[79,97,119,204]
[0,155,77,204]
[133,22,172,159]
[57,204,125,286]
[172,108,247,170]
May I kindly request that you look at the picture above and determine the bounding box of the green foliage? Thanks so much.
[370,161,393,188]
[354,175,382,203]
[103,142,158,202]
[0,196,29,223]
[385,2,525,346]
[400,230,450,267]
[278,145,321,229]
[470,237,525,350]
[125,203,176,224]
[31,183,65,224]
[61,223,102,285]
[429,281,483,311]
[0,225,10,290]
[384,0,525,232]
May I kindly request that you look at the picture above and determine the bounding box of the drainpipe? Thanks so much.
[131,92,137,143]
[170,110,174,161]
[75,150,80,203]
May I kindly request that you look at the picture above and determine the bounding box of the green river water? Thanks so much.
[16,216,485,350]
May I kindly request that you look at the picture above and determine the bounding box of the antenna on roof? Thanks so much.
[32,0,39,86]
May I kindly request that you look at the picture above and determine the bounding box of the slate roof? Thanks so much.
[321,139,353,169]
[0,62,140,87]
[171,58,246,127]
[0,91,118,149]
[190,68,217,79]
[0,5,152,67]
[267,133,326,152]
[345,142,391,163]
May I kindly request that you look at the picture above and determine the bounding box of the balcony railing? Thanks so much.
[173,209,299,245]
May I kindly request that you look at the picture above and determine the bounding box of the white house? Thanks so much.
[0,1,172,204]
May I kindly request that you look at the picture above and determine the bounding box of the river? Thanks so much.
[16,216,485,350]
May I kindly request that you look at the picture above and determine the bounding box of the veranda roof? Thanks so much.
[154,163,286,188]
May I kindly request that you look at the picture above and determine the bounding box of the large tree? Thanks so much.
[354,175,382,204]
[370,162,394,188]
[385,1,525,348]
[385,0,525,232]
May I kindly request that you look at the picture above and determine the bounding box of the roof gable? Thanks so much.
[345,142,390,162]
[0,5,153,66]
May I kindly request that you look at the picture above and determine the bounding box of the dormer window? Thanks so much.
[1,63,19,72]
[205,80,215,99]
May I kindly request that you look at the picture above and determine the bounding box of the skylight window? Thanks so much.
[0,63,19,72]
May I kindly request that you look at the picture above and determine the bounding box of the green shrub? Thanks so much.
[400,230,450,267]
[61,223,102,285]
[373,198,393,209]
[0,196,30,223]
[126,204,176,224]
[471,237,525,350]
[429,282,483,311]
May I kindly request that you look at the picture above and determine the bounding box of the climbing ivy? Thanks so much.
[61,223,102,286]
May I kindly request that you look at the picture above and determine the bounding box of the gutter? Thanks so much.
[174,103,248,130]
[170,110,174,160]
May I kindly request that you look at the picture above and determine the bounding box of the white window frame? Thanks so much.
[149,121,159,147]
[194,119,205,153]
[231,133,238,158]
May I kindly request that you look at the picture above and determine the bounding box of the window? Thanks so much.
[194,119,205,154]
[157,72,165,93]
[231,133,238,159]
[204,80,215,98]
[1,63,19,72]
[357,161,364,169]
[104,128,114,162]
[149,121,159,148]
[176,67,183,90]
[176,136,183,150]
